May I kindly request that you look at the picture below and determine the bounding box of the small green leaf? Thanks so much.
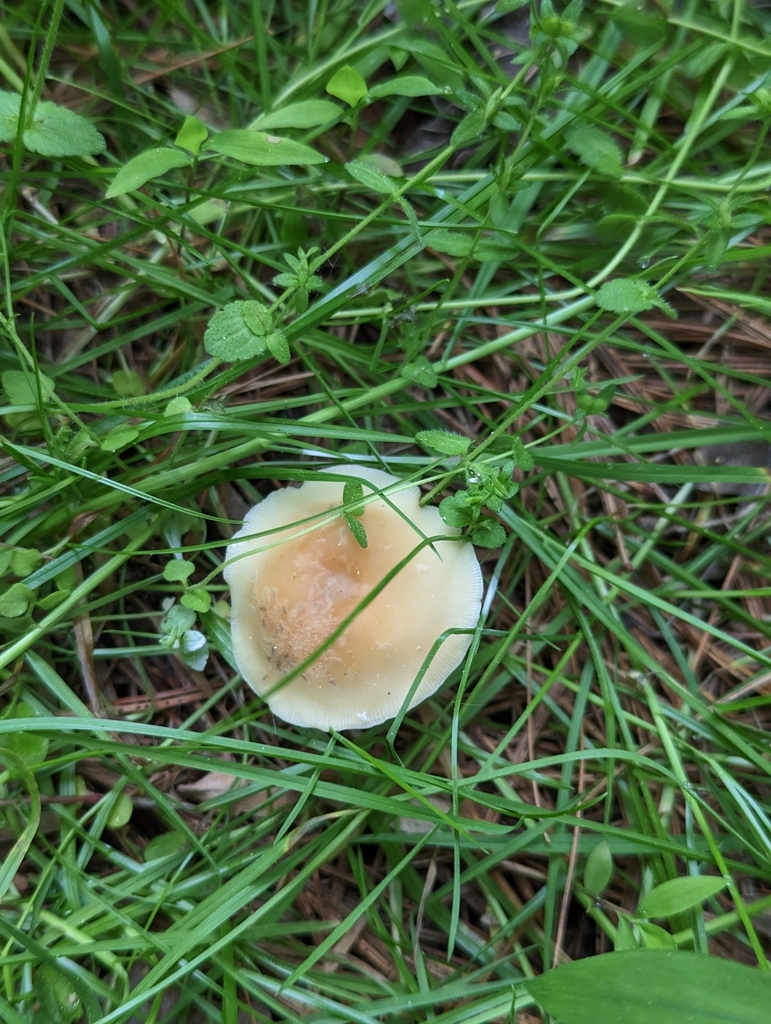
[400,355,437,388]
[112,369,146,397]
[163,559,195,583]
[637,876,727,919]
[343,479,365,516]
[614,916,637,950]
[23,100,106,157]
[451,108,487,146]
[471,519,506,548]
[416,430,471,456]
[0,91,20,142]
[265,330,291,365]
[174,115,208,154]
[162,604,197,635]
[584,840,613,896]
[10,548,42,577]
[2,369,55,406]
[164,396,193,416]
[636,921,677,948]
[511,436,534,471]
[181,587,211,613]
[38,590,69,610]
[203,300,270,361]
[106,791,133,829]
[596,278,657,315]
[1,702,49,765]
[180,628,208,671]
[566,124,623,178]
[144,831,189,861]
[206,130,326,166]
[0,550,11,575]
[344,512,368,549]
[0,583,34,617]
[106,147,192,198]
[101,424,140,451]
[439,495,475,529]
[369,75,443,99]
[426,229,473,257]
[346,160,398,195]
[36,964,84,1024]
[254,99,343,130]
[326,65,368,107]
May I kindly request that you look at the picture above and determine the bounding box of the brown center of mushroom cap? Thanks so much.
[252,502,434,691]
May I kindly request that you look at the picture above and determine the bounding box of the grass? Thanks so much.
[1,0,771,1021]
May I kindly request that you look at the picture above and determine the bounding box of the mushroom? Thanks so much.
[224,465,483,730]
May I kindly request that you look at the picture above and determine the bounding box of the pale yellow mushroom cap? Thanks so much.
[223,465,483,731]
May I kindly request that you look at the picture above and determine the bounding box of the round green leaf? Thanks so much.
[471,519,506,548]
[181,587,211,613]
[163,559,195,583]
[1,702,49,765]
[145,831,189,861]
[0,583,34,617]
[206,130,326,166]
[10,547,43,577]
[164,396,193,416]
[106,147,192,199]
[106,791,133,829]
[101,424,140,451]
[203,301,269,361]
[584,839,613,897]
[326,65,368,106]
[112,369,146,397]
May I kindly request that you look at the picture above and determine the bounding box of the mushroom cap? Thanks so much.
[224,465,483,731]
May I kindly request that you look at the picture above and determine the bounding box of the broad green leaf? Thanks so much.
[527,950,771,1024]
[206,130,326,166]
[0,583,34,617]
[369,75,443,99]
[637,876,727,919]
[415,430,471,456]
[346,160,397,195]
[426,229,473,257]
[112,369,146,396]
[164,396,193,416]
[584,840,613,896]
[326,65,368,106]
[439,495,474,529]
[614,916,637,950]
[101,424,140,451]
[23,100,106,157]
[2,369,55,406]
[174,115,208,154]
[163,559,195,583]
[254,99,343,130]
[1,702,48,765]
[144,831,189,861]
[471,519,506,548]
[566,124,623,177]
[182,587,211,613]
[106,147,191,198]
[10,548,42,577]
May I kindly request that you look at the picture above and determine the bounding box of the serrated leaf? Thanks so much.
[254,99,343,130]
[23,100,106,157]
[343,479,365,516]
[174,115,208,154]
[637,876,727,919]
[471,519,506,548]
[203,301,269,361]
[584,840,613,896]
[0,583,34,617]
[526,950,771,1024]
[344,512,368,549]
[106,147,191,198]
[206,130,326,165]
[400,355,437,388]
[163,559,195,583]
[439,495,474,528]
[426,229,472,257]
[101,424,140,451]
[596,278,657,315]
[2,369,55,406]
[326,65,368,106]
[112,369,146,397]
[10,548,42,578]
[416,430,471,456]
[0,90,20,142]
[346,160,398,195]
[181,587,211,613]
[566,124,623,178]
[369,75,443,99]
